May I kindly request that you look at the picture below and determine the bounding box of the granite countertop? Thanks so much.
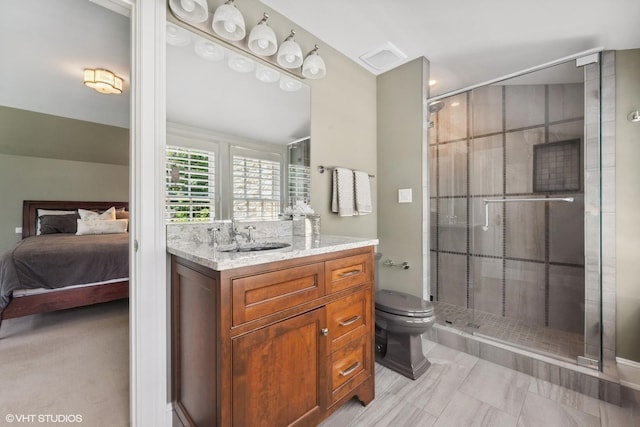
[167,234,379,271]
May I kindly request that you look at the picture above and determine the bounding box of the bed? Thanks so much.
[0,200,129,330]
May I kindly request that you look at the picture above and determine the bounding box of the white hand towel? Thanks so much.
[331,167,355,217]
[354,170,372,215]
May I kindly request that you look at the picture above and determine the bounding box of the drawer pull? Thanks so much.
[321,328,329,336]
[339,315,361,327]
[339,269,361,278]
[339,361,361,377]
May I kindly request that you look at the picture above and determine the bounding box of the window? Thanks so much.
[232,147,282,220]
[287,138,310,205]
[166,145,215,222]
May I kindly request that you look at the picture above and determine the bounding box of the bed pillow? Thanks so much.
[39,213,80,234]
[115,209,129,220]
[78,207,116,221]
[36,209,78,235]
[76,219,128,235]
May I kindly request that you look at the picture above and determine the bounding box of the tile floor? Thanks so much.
[320,340,640,427]
[433,301,584,361]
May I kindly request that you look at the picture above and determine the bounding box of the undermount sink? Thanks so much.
[218,242,291,253]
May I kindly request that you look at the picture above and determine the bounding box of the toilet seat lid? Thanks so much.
[375,289,434,317]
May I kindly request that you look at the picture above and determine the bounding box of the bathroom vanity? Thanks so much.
[168,233,378,426]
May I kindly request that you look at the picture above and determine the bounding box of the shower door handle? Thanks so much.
[481,197,574,231]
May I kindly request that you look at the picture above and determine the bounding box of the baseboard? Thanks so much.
[617,357,640,369]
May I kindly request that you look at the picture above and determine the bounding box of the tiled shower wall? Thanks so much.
[429,81,587,336]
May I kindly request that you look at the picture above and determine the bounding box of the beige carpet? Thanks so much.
[0,300,129,426]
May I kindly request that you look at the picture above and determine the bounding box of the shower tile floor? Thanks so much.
[433,301,585,361]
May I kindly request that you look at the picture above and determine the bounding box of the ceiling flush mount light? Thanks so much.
[168,0,208,24]
[302,45,326,79]
[166,22,192,46]
[277,30,303,69]
[212,0,246,41]
[248,13,277,56]
[83,68,123,94]
[194,38,225,61]
[628,109,640,123]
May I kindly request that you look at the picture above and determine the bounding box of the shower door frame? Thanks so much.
[427,48,606,370]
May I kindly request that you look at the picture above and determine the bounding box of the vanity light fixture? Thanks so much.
[168,0,208,24]
[279,74,302,92]
[228,52,255,73]
[212,0,246,41]
[628,109,640,123]
[255,63,280,83]
[194,38,225,61]
[302,45,326,79]
[248,13,278,56]
[167,22,192,46]
[83,68,123,95]
[277,30,303,69]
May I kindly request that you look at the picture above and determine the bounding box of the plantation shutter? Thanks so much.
[166,145,215,222]
[232,148,282,220]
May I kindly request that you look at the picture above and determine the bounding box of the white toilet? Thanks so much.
[374,288,435,380]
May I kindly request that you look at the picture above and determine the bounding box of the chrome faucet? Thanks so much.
[230,221,256,244]
[207,227,220,247]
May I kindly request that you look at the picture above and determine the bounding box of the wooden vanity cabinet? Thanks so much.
[172,246,375,427]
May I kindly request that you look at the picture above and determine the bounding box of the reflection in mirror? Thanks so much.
[287,137,310,206]
[166,22,311,222]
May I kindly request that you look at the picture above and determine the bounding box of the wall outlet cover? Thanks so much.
[398,188,412,203]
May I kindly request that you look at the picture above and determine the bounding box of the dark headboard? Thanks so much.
[22,200,129,239]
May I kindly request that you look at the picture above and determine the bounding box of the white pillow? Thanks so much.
[76,219,128,235]
[78,207,116,221]
[36,209,77,235]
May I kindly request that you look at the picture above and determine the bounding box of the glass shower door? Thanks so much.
[467,58,602,365]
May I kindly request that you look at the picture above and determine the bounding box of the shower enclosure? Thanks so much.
[428,54,602,368]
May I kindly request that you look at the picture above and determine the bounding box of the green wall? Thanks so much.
[0,106,128,165]
[376,58,429,298]
[615,49,640,362]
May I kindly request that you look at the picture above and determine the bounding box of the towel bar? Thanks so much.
[318,165,375,178]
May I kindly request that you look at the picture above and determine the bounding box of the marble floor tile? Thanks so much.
[393,344,479,417]
[322,358,639,427]
[528,378,600,417]
[459,359,531,416]
[517,392,600,427]
[599,399,640,427]
[348,392,437,427]
[433,390,518,427]
[319,398,367,427]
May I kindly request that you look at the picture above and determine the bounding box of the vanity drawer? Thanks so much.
[326,287,371,352]
[231,262,325,326]
[329,334,371,403]
[325,253,373,294]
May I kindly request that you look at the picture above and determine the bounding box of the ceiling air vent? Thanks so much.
[359,42,408,71]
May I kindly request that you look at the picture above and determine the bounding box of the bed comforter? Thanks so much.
[0,233,129,312]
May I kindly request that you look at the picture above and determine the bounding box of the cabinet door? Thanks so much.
[231,308,327,427]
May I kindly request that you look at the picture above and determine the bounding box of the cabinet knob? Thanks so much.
[321,328,329,336]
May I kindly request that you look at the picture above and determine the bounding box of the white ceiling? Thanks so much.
[261,0,640,96]
[0,0,131,128]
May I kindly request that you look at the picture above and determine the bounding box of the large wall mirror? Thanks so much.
[166,21,311,222]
